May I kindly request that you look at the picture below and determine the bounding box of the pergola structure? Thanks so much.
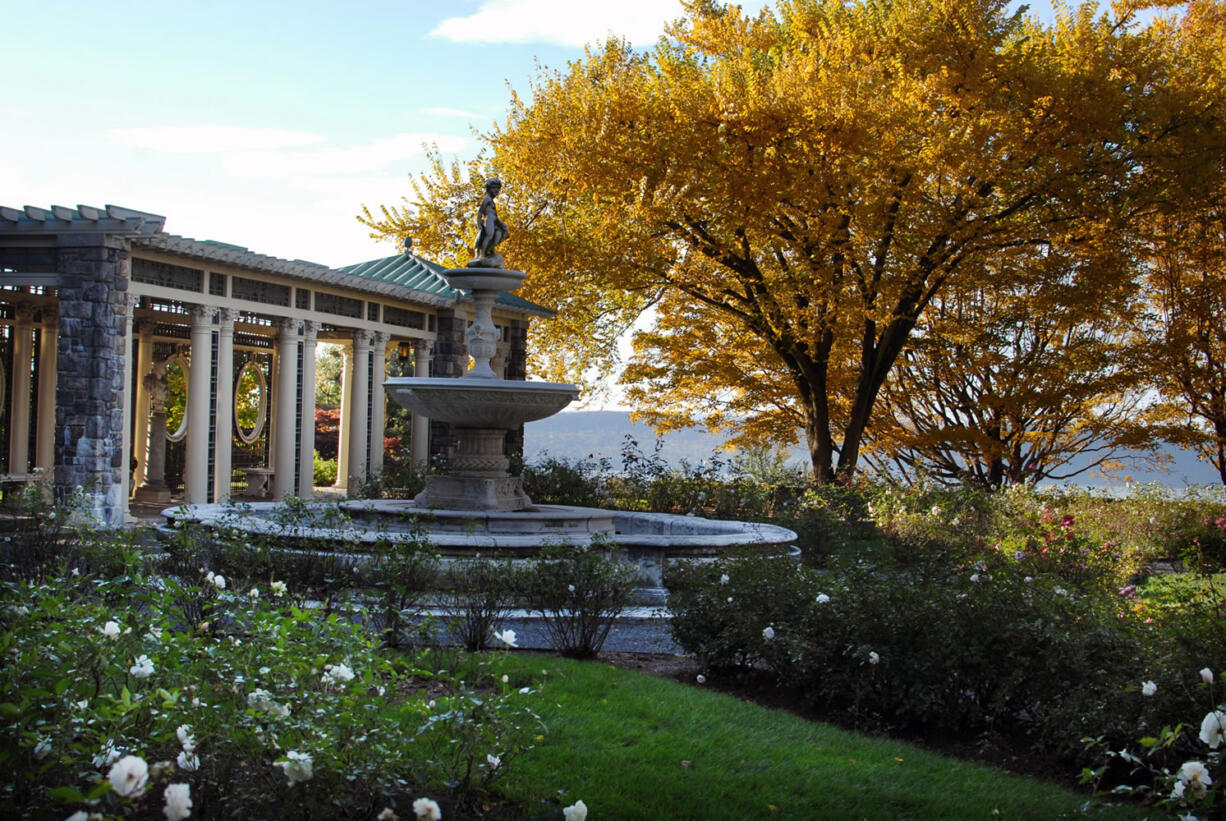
[0,203,550,525]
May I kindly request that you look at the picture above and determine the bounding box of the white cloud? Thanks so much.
[430,0,687,47]
[422,107,491,120]
[107,125,326,153]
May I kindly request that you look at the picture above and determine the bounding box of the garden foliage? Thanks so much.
[0,498,539,820]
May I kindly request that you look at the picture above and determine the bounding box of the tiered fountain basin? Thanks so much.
[384,377,580,511]
[383,377,579,428]
[159,501,798,604]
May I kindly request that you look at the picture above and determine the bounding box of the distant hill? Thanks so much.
[523,411,1224,489]
[523,410,756,469]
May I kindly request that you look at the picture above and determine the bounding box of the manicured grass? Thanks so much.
[486,654,1137,820]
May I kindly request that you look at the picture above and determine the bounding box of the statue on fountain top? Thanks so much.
[468,178,509,269]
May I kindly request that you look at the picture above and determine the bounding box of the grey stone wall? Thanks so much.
[53,234,130,525]
[503,319,530,463]
[428,308,468,465]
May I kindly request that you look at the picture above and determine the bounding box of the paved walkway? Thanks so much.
[431,607,683,654]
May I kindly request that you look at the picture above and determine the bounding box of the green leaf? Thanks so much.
[1138,736,1158,748]
[0,702,20,718]
[47,785,85,803]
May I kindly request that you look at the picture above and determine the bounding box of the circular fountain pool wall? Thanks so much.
[160,501,798,604]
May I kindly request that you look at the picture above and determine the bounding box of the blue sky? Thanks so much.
[1,0,1094,270]
[1,0,744,267]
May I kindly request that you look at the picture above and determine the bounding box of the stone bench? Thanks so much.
[242,467,275,499]
[0,469,49,509]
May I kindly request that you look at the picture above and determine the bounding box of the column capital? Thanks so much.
[39,305,59,326]
[371,330,391,350]
[218,308,238,326]
[13,303,35,323]
[276,316,303,336]
[412,338,434,355]
[190,304,217,325]
[136,319,156,338]
[302,319,320,341]
[352,328,373,351]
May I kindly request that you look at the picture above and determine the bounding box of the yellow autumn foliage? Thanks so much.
[364,0,1226,482]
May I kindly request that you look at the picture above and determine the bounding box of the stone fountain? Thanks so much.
[161,180,796,604]
[381,264,577,512]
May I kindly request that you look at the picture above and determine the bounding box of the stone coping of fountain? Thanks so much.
[159,501,798,554]
[383,377,579,428]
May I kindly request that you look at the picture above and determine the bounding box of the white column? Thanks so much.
[184,305,216,504]
[298,321,319,497]
[346,329,372,490]
[368,332,389,476]
[120,296,136,510]
[273,318,301,500]
[8,305,34,473]
[129,320,154,488]
[133,361,171,503]
[213,309,236,502]
[35,307,59,470]
[411,339,432,468]
[334,344,353,488]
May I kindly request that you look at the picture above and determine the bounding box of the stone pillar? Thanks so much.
[298,321,318,497]
[346,329,372,490]
[8,304,34,474]
[184,305,216,504]
[34,307,59,470]
[411,339,432,468]
[53,234,131,525]
[133,361,171,504]
[334,344,352,489]
[129,320,154,489]
[368,331,389,477]
[273,318,301,500]
[213,309,236,502]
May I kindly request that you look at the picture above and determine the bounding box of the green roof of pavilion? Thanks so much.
[337,251,554,318]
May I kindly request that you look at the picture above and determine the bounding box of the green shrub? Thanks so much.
[312,450,337,487]
[437,557,519,651]
[669,553,1156,760]
[515,544,635,658]
[0,504,541,819]
[666,551,816,672]
[521,455,611,507]
[368,534,439,648]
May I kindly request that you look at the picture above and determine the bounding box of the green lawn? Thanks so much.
[485,654,1136,820]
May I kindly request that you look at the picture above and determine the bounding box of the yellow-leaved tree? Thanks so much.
[869,245,1154,487]
[364,0,1226,482]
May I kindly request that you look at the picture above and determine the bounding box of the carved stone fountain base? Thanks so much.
[384,378,581,511]
[415,474,530,512]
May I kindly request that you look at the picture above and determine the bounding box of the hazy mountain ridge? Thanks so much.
[524,411,1223,489]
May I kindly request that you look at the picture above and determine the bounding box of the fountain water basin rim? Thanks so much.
[160,501,798,554]
[383,377,579,428]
